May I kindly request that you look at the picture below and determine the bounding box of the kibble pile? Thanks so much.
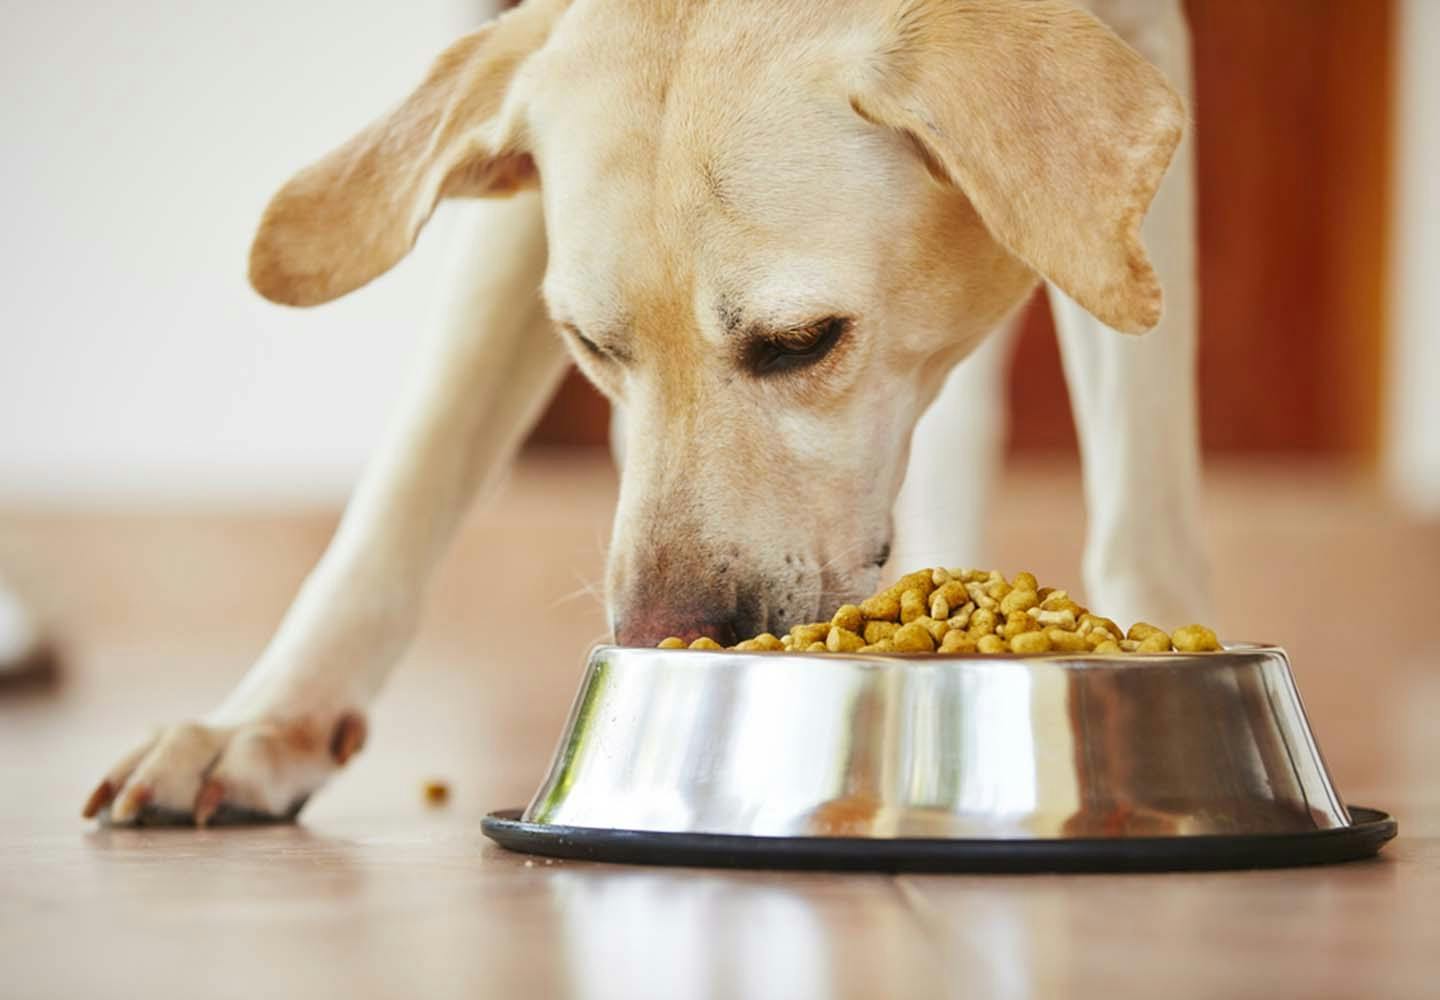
[657,568,1221,655]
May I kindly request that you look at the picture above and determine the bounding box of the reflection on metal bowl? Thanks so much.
[484,645,1395,870]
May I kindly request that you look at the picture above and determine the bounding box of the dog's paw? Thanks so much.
[81,713,366,827]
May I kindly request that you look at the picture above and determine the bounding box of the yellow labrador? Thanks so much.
[85,0,1209,825]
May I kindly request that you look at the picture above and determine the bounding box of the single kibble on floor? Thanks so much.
[423,780,450,806]
[651,567,1222,656]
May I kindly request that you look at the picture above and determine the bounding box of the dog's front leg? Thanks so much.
[84,195,566,825]
[1052,1,1212,629]
[887,315,1020,575]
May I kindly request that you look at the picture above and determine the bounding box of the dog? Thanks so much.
[83,0,1210,826]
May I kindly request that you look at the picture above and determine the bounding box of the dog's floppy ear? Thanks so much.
[853,0,1185,333]
[249,0,565,307]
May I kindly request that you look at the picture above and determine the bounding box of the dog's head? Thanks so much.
[250,0,1183,646]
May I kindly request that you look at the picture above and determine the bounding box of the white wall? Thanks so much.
[0,0,500,506]
[1385,0,1440,517]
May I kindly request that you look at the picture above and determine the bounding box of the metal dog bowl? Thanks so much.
[483,644,1394,871]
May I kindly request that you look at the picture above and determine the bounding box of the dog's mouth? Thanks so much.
[611,563,862,647]
[607,515,895,647]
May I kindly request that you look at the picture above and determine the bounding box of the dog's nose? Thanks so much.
[614,614,738,649]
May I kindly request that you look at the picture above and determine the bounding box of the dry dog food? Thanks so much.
[657,568,1221,655]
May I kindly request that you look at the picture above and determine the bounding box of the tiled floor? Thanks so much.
[2,455,1436,999]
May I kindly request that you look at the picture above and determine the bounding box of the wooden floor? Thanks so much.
[2,455,1437,999]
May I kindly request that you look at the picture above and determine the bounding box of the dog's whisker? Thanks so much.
[817,539,871,574]
[551,572,607,610]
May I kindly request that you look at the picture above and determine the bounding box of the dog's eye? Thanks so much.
[563,323,609,361]
[747,317,850,376]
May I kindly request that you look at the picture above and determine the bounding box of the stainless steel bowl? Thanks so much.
[518,644,1356,840]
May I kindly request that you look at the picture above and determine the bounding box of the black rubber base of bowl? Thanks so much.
[482,806,1395,873]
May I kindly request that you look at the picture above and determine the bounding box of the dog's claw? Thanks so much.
[82,779,115,819]
[194,779,225,828]
[329,712,367,765]
[89,713,364,826]
[111,784,152,824]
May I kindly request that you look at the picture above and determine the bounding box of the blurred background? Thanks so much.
[1,0,1437,508]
